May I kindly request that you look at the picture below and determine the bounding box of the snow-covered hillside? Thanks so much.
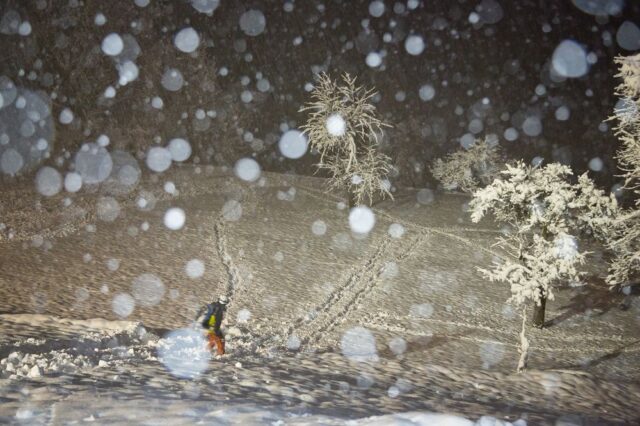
[1,167,639,424]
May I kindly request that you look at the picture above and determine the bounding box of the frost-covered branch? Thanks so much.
[430,138,502,192]
[607,54,640,287]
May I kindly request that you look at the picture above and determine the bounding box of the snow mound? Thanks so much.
[0,314,156,380]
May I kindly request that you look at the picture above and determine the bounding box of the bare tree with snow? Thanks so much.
[430,138,502,193]
[607,54,640,289]
[300,73,393,206]
[469,161,617,370]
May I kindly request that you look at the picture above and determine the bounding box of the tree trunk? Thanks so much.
[532,291,546,328]
[346,187,357,208]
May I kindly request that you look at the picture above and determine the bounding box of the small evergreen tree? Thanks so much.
[469,161,617,371]
[300,73,392,206]
[431,138,502,192]
[469,162,617,328]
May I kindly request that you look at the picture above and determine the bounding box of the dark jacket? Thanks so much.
[197,302,226,335]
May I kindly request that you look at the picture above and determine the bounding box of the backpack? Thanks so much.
[198,303,221,329]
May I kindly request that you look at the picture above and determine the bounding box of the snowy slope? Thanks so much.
[1,166,639,424]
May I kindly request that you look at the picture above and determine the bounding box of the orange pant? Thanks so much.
[207,331,225,355]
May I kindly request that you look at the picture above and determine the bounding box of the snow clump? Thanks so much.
[326,113,346,137]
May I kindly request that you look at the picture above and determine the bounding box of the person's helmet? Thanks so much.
[218,295,229,305]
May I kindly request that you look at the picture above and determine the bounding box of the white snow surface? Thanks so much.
[1,168,639,424]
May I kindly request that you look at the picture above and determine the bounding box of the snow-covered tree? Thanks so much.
[469,161,618,329]
[300,73,393,206]
[430,138,502,192]
[607,54,640,288]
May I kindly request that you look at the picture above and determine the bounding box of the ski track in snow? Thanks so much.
[213,216,242,301]
[295,185,507,262]
[284,230,429,351]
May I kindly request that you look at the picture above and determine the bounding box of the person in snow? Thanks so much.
[195,295,229,355]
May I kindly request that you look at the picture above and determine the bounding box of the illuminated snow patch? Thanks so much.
[174,27,200,53]
[132,273,165,307]
[112,293,135,318]
[35,166,62,196]
[349,206,375,234]
[326,113,346,137]
[101,33,124,56]
[341,327,378,362]
[164,207,186,230]
[146,146,172,172]
[158,328,211,379]
[167,138,191,162]
[234,157,261,182]
[185,259,205,278]
[552,40,588,78]
[239,10,266,37]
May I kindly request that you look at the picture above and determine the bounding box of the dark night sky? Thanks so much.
[1,0,639,192]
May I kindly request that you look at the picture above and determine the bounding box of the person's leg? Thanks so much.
[213,333,225,355]
[207,331,217,351]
